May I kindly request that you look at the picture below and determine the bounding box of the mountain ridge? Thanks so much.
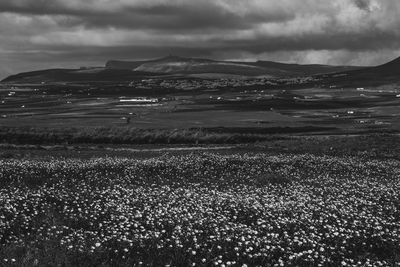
[104,56,363,77]
[3,55,399,84]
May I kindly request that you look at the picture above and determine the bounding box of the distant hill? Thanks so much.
[1,68,158,84]
[2,56,365,83]
[362,56,400,76]
[251,61,362,76]
[106,56,279,77]
[323,56,400,85]
[106,56,362,77]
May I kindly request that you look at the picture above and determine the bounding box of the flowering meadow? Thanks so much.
[0,153,399,266]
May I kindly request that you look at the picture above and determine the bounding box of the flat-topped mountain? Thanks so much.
[0,55,389,84]
[106,56,362,77]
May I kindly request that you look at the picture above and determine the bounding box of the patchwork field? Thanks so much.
[0,84,399,134]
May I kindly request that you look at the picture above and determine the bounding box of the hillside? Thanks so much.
[1,68,158,83]
[367,56,400,75]
[106,56,362,77]
[106,56,282,77]
[251,61,363,76]
[323,56,400,86]
[1,56,366,83]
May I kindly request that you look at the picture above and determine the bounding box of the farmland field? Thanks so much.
[1,135,400,266]
[1,82,400,266]
[1,83,399,134]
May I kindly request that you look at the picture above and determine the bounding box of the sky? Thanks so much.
[1,0,400,78]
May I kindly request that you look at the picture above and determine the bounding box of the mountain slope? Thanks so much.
[324,56,400,85]
[344,56,400,76]
[251,61,363,75]
[107,56,279,77]
[2,56,367,83]
[106,56,362,77]
[368,56,400,75]
[1,68,158,83]
[105,60,150,70]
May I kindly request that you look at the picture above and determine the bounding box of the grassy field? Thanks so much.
[0,136,399,266]
[1,82,400,266]
[1,84,399,134]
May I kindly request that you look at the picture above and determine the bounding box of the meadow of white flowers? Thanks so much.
[0,153,399,266]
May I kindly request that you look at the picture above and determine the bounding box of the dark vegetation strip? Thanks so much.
[0,126,334,145]
[1,133,399,161]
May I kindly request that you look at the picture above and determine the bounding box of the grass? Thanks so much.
[0,134,399,266]
[0,126,303,145]
[0,133,399,160]
[0,152,399,266]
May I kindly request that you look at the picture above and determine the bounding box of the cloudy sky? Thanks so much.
[1,0,400,78]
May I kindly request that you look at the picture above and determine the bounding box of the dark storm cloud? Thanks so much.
[0,0,400,78]
[215,31,400,53]
[353,0,372,10]
[79,5,293,31]
[5,45,216,61]
[0,0,294,30]
[0,0,85,16]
